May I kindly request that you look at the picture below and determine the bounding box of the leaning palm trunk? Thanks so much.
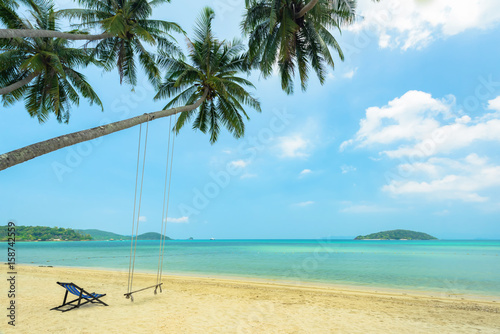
[0,72,38,95]
[0,29,113,41]
[0,89,208,171]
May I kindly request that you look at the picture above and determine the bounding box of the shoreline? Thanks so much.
[17,264,500,303]
[3,265,499,333]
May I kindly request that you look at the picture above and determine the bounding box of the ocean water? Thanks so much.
[14,239,500,297]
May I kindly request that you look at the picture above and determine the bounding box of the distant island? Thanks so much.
[76,229,172,241]
[0,225,172,241]
[354,229,437,240]
[0,225,92,241]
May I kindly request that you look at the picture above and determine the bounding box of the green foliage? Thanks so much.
[0,0,103,123]
[76,229,172,240]
[136,232,172,240]
[154,7,261,144]
[60,0,184,86]
[0,1,377,149]
[354,229,438,240]
[242,0,356,94]
[75,229,127,240]
[0,225,92,241]
[0,226,172,241]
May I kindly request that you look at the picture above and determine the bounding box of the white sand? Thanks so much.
[1,265,499,333]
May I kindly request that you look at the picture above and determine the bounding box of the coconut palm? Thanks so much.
[0,7,260,171]
[242,0,357,94]
[60,0,184,85]
[0,0,112,40]
[155,7,261,143]
[0,0,102,123]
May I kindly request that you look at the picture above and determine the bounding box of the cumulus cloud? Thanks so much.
[276,135,310,158]
[229,159,249,168]
[350,0,500,50]
[488,96,500,111]
[138,216,147,222]
[342,91,500,158]
[343,93,500,202]
[383,154,500,202]
[167,216,189,223]
[341,91,450,149]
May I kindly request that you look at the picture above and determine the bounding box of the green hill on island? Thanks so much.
[354,229,437,240]
[77,229,172,241]
[0,225,92,241]
[75,229,127,241]
[0,225,173,242]
[136,232,172,240]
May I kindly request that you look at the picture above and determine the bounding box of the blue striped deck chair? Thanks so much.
[51,282,108,312]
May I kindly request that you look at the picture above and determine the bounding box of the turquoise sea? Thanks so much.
[15,239,500,298]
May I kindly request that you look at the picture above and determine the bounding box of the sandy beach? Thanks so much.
[1,265,499,333]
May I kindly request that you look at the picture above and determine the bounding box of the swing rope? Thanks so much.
[126,115,177,300]
[127,122,143,294]
[127,119,150,297]
[157,113,178,285]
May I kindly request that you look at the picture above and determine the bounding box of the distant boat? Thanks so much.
[210,238,215,240]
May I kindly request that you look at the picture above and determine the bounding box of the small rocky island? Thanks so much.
[354,229,437,240]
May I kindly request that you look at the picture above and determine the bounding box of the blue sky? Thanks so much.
[1,0,500,239]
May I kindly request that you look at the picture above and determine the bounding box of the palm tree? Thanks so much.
[242,0,357,94]
[155,7,261,143]
[1,0,183,86]
[0,7,261,171]
[0,0,102,123]
[0,0,112,40]
[58,0,184,85]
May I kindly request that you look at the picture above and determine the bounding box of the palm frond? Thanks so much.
[156,7,260,144]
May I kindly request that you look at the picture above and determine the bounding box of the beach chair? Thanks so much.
[51,282,108,312]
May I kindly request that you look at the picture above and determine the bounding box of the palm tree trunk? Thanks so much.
[0,72,38,95]
[296,0,319,18]
[0,89,209,171]
[0,29,113,41]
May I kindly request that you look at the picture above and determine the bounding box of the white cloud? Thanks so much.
[350,0,500,50]
[383,154,500,202]
[340,203,396,213]
[341,91,450,150]
[229,159,249,168]
[276,135,310,158]
[343,68,358,79]
[488,95,500,111]
[385,118,500,158]
[339,139,353,152]
[138,216,147,222]
[342,91,500,158]
[167,216,189,223]
[294,201,314,207]
[343,93,500,203]
[299,169,312,176]
[341,165,357,174]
